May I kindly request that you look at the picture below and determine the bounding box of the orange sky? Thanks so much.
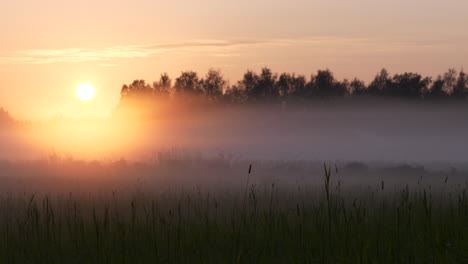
[1,0,467,120]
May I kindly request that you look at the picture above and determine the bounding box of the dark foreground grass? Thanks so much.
[0,168,467,263]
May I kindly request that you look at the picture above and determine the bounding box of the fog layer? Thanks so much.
[1,99,467,167]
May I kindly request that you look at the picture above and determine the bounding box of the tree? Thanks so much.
[120,79,152,98]
[312,69,346,97]
[153,73,172,97]
[0,107,13,126]
[443,68,457,94]
[237,70,259,100]
[427,75,447,99]
[117,66,467,108]
[202,69,226,99]
[349,78,367,95]
[224,85,246,104]
[120,84,129,97]
[385,73,431,98]
[277,73,293,97]
[368,69,390,96]
[452,70,468,99]
[290,75,306,98]
[336,79,350,96]
[277,73,306,98]
[257,67,278,99]
[298,75,316,98]
[174,71,202,94]
[314,69,334,96]
[238,68,279,101]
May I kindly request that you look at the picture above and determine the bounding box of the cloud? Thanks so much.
[0,39,267,65]
[0,37,457,65]
[0,46,153,64]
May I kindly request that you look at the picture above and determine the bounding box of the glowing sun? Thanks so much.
[76,83,95,101]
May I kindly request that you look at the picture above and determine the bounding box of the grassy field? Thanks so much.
[0,159,467,263]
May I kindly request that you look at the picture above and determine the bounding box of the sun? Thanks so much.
[76,83,95,101]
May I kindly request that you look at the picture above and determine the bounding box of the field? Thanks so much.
[0,156,467,263]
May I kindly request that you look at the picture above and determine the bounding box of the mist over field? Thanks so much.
[139,100,468,164]
[1,69,468,263]
[2,99,468,168]
[2,0,468,261]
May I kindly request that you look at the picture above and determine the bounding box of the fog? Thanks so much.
[1,98,467,209]
[1,98,468,168]
[142,99,468,165]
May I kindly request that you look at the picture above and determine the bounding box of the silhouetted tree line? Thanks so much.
[119,68,468,105]
[0,107,14,126]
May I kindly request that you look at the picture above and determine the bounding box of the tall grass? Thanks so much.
[0,164,467,263]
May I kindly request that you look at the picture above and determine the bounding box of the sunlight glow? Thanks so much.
[76,83,95,101]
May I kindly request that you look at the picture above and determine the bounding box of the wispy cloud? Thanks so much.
[0,39,267,64]
[0,37,456,65]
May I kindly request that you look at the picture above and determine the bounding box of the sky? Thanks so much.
[1,0,467,120]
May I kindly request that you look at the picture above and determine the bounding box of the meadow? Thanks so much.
[2,0,468,262]
[0,155,467,263]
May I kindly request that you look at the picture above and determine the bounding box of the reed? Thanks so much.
[0,164,467,263]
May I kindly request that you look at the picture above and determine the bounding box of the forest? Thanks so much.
[120,68,468,105]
